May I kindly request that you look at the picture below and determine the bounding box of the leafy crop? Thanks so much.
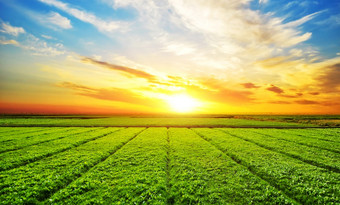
[0,128,143,204]
[0,126,338,204]
[193,128,340,204]
[168,128,295,204]
[219,128,340,172]
[49,127,168,204]
[0,117,309,127]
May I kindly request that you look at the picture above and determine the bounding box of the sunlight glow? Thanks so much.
[167,94,201,113]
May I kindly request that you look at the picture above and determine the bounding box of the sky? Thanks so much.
[0,0,340,114]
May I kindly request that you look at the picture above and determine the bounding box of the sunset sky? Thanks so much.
[0,0,340,114]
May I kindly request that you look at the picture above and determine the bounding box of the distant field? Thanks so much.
[0,122,339,204]
[0,115,327,127]
[237,115,340,127]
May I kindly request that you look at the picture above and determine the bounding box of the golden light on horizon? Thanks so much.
[167,94,201,113]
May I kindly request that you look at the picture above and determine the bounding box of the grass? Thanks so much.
[0,115,325,127]
[0,116,339,204]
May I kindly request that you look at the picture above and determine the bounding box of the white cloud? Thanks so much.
[98,0,325,82]
[41,34,54,39]
[315,14,340,27]
[38,0,121,32]
[21,34,65,56]
[0,22,25,36]
[0,38,19,45]
[285,11,323,27]
[45,12,72,29]
[259,0,268,4]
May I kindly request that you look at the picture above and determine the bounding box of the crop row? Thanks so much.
[167,128,294,204]
[0,127,46,136]
[0,127,144,204]
[193,128,340,204]
[48,127,169,204]
[220,128,340,172]
[0,117,307,127]
[0,127,65,142]
[0,128,81,153]
[251,129,340,153]
[0,127,104,171]
[47,128,296,204]
[280,128,340,143]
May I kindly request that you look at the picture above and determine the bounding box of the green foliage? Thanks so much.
[252,128,340,153]
[0,128,103,170]
[0,128,78,152]
[194,128,340,204]
[0,126,338,204]
[0,128,143,204]
[49,127,168,204]
[168,128,294,204]
[0,116,309,127]
[221,128,340,171]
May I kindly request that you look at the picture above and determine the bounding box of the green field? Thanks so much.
[0,115,324,127]
[0,117,339,204]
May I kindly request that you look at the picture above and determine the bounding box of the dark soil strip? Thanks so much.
[0,128,50,139]
[41,128,147,203]
[1,125,338,128]
[0,128,98,154]
[218,129,340,173]
[280,131,340,143]
[166,128,173,205]
[2,128,124,172]
[0,128,74,143]
[0,128,44,135]
[191,129,301,205]
[251,130,340,154]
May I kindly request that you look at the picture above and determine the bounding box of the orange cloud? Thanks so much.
[316,63,340,93]
[57,82,163,108]
[185,78,255,105]
[295,100,319,105]
[82,57,157,81]
[0,101,129,114]
[266,84,284,94]
[241,82,260,89]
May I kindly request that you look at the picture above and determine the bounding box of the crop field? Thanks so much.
[0,117,339,204]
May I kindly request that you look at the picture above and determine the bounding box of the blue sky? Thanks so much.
[0,0,340,114]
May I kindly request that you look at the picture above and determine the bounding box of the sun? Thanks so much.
[167,94,201,113]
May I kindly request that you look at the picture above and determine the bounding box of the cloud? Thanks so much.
[269,101,291,104]
[103,0,321,77]
[285,11,323,28]
[82,57,157,81]
[38,0,122,32]
[0,39,19,45]
[163,42,195,56]
[0,21,25,36]
[165,0,315,47]
[295,99,319,105]
[280,93,303,98]
[189,85,254,105]
[315,14,340,27]
[316,63,340,93]
[185,78,255,105]
[43,11,72,29]
[0,20,65,56]
[259,0,269,4]
[57,81,162,107]
[241,82,260,89]
[20,34,65,56]
[266,84,284,94]
[41,34,54,40]
[309,92,319,95]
